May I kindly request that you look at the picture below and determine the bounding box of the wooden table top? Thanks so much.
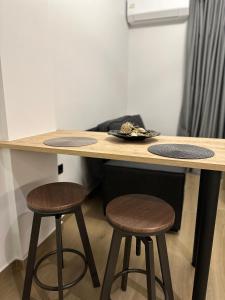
[0,130,225,171]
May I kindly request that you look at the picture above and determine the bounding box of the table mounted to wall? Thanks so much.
[1,130,225,300]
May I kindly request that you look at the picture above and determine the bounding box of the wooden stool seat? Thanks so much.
[27,182,86,214]
[106,194,175,235]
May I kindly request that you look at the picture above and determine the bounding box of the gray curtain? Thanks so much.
[178,0,225,138]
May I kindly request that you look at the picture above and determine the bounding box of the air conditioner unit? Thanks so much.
[127,0,190,26]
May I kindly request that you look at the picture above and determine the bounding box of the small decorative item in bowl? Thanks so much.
[108,122,160,141]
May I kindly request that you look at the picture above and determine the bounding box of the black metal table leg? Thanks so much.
[75,206,100,287]
[121,236,132,291]
[192,172,207,267]
[156,234,174,300]
[100,229,122,300]
[22,213,41,300]
[192,170,221,300]
[55,215,64,300]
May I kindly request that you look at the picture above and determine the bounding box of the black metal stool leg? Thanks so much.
[100,229,122,300]
[55,215,64,300]
[61,234,64,269]
[75,206,100,287]
[121,236,132,291]
[156,234,174,300]
[144,237,156,300]
[22,214,42,300]
[136,237,141,256]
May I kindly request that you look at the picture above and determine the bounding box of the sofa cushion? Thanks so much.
[102,160,186,231]
[89,115,145,132]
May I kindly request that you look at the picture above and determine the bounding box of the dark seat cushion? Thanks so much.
[105,160,186,174]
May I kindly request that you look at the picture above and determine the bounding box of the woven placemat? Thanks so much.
[148,144,214,159]
[43,137,97,147]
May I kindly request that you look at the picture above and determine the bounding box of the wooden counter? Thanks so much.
[0,130,225,171]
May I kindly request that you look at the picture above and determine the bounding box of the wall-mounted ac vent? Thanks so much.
[127,0,189,26]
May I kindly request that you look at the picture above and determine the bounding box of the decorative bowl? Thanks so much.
[108,129,160,141]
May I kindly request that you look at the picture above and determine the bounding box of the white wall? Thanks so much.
[49,0,128,185]
[0,0,128,270]
[0,59,21,270]
[0,0,57,271]
[0,0,186,271]
[127,22,187,135]
[0,0,56,140]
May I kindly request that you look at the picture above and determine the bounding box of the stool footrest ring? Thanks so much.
[112,268,168,300]
[33,248,88,291]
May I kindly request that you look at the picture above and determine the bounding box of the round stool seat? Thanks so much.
[106,194,175,235]
[27,182,87,214]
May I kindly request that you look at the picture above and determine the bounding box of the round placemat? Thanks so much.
[148,144,214,159]
[43,137,97,147]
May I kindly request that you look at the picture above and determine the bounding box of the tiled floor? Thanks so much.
[0,173,225,299]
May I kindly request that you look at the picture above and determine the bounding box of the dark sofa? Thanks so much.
[86,115,186,231]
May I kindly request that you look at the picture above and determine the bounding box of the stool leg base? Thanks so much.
[75,207,100,288]
[22,214,41,300]
[121,236,132,291]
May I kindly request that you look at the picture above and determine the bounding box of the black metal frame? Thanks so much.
[75,206,100,288]
[100,230,174,300]
[156,235,174,300]
[22,207,100,300]
[121,236,132,291]
[113,269,167,299]
[144,237,157,299]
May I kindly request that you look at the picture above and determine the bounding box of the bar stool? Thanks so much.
[100,194,175,300]
[22,182,100,300]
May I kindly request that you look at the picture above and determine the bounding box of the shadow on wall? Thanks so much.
[1,150,58,269]
[14,181,57,258]
[1,179,57,267]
